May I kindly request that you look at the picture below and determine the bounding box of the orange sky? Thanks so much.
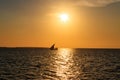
[0,0,120,48]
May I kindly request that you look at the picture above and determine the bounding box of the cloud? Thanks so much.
[71,0,120,7]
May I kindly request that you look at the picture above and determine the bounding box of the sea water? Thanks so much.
[0,48,120,80]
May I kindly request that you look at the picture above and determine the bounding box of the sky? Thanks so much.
[0,0,120,48]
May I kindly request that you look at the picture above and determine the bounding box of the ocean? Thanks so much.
[0,48,120,80]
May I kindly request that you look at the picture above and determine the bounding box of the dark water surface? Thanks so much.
[0,48,120,80]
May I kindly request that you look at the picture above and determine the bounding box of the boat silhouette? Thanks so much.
[50,44,58,50]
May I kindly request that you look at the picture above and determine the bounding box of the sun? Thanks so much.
[59,13,69,22]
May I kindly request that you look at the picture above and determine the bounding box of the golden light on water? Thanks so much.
[55,48,74,79]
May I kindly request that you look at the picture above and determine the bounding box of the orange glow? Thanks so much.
[0,2,120,48]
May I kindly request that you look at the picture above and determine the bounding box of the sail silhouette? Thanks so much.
[50,44,58,50]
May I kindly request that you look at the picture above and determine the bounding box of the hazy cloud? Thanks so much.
[71,0,120,7]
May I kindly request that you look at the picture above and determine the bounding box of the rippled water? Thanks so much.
[0,48,120,80]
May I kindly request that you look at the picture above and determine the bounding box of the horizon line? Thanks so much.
[0,47,120,49]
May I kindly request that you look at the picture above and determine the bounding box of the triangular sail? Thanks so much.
[50,44,55,50]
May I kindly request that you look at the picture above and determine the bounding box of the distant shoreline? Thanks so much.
[0,47,120,50]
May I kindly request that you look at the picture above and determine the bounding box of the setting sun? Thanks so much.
[59,13,69,22]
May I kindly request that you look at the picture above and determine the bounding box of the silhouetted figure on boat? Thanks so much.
[50,44,58,50]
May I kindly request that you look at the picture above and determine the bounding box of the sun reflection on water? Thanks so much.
[55,48,74,80]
